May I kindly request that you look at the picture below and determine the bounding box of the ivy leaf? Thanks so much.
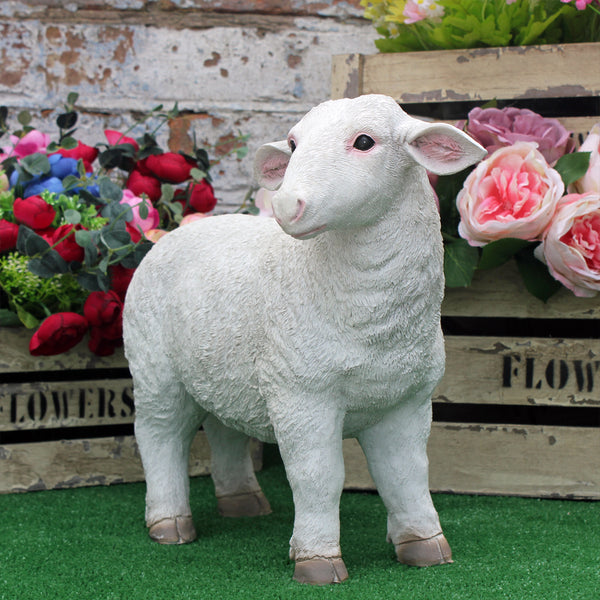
[444,238,480,287]
[478,238,532,270]
[515,246,562,303]
[75,229,94,248]
[101,229,131,250]
[120,240,153,269]
[27,251,69,278]
[20,153,51,177]
[98,177,123,203]
[16,226,51,256]
[56,111,77,131]
[554,152,591,188]
[64,208,82,225]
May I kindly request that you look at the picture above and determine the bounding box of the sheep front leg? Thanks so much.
[203,414,272,518]
[273,404,348,585]
[134,383,206,545]
[357,398,452,567]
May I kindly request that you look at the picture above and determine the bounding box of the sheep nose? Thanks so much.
[290,199,306,224]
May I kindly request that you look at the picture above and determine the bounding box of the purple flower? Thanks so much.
[466,107,573,166]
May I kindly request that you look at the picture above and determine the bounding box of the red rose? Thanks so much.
[51,224,85,262]
[0,219,19,252]
[126,222,142,243]
[105,129,139,151]
[29,312,88,356]
[109,264,135,301]
[188,179,217,213]
[13,195,56,230]
[126,169,162,202]
[88,328,123,356]
[83,290,123,329]
[55,141,99,172]
[84,290,124,356]
[144,152,194,184]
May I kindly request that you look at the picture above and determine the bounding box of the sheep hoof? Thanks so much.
[395,533,453,567]
[293,557,349,585]
[217,490,272,518]
[148,516,197,544]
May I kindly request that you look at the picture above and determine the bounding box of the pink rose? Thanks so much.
[120,189,159,233]
[457,142,564,246]
[144,228,169,242]
[2,130,51,160]
[534,192,600,297]
[572,123,600,194]
[179,213,207,227]
[105,129,139,151]
[466,107,572,165]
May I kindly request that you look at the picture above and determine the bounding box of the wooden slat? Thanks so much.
[436,335,600,407]
[0,431,210,493]
[331,53,364,100]
[352,43,600,105]
[0,378,134,430]
[343,423,600,499]
[0,327,128,373]
[0,433,263,494]
[442,261,600,319]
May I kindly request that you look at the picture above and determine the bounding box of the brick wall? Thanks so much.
[1,0,376,208]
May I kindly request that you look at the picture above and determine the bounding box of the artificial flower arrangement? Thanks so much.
[0,93,248,356]
[437,105,599,300]
[361,0,600,52]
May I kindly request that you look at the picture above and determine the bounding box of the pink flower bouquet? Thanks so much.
[438,105,599,300]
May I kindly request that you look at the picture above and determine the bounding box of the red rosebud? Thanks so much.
[88,328,123,356]
[109,264,135,301]
[188,179,217,213]
[83,290,123,329]
[144,152,194,184]
[55,141,99,172]
[0,219,19,252]
[13,195,56,230]
[126,169,162,202]
[29,313,88,356]
[51,224,85,262]
[105,129,139,151]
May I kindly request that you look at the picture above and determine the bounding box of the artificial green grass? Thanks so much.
[1,446,598,600]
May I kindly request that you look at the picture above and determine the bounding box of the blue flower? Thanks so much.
[24,176,64,198]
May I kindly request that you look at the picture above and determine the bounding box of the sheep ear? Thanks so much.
[254,140,291,190]
[405,122,486,175]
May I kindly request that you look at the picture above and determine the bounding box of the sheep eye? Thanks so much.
[353,135,375,151]
[289,139,296,153]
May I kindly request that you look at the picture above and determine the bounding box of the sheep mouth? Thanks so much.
[290,224,328,240]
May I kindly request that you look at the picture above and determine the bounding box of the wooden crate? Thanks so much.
[0,327,261,493]
[333,43,600,499]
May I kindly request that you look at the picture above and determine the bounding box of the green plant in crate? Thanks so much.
[0,93,248,356]
[361,0,600,53]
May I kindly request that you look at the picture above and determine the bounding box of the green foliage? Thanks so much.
[366,0,600,53]
[0,252,89,327]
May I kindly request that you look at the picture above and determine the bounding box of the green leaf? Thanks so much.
[17,110,32,126]
[64,209,82,225]
[478,238,532,270]
[554,152,591,188]
[515,246,562,303]
[190,168,207,182]
[444,239,480,288]
[67,92,79,106]
[60,136,78,150]
[16,304,40,329]
[28,251,69,277]
[16,226,51,256]
[160,184,174,204]
[56,111,77,131]
[138,200,148,220]
[120,241,153,269]
[0,308,22,327]
[101,229,131,250]
[75,229,94,248]
[98,177,123,203]
[20,153,51,176]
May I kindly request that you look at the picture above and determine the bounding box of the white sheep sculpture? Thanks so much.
[122,94,485,585]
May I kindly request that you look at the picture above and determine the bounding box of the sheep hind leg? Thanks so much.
[134,382,207,545]
[202,414,272,518]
